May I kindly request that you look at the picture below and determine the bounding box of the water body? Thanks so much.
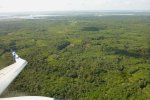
[0,14,64,20]
[0,11,150,20]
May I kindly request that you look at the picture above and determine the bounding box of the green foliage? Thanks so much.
[56,40,70,50]
[0,15,150,100]
[81,26,100,31]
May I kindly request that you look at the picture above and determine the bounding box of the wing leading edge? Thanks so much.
[0,52,27,95]
[0,52,58,100]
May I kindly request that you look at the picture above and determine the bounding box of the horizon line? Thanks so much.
[0,10,150,13]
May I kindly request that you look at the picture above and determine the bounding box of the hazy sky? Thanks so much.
[0,0,150,12]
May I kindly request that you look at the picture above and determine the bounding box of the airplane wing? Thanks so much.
[0,96,57,100]
[0,52,28,95]
[0,52,58,100]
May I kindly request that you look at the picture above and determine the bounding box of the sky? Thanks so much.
[0,0,150,12]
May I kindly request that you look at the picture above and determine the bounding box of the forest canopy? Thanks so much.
[0,14,150,100]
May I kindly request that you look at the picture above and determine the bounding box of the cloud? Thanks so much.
[0,0,150,12]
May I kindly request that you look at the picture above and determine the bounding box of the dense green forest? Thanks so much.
[0,15,150,100]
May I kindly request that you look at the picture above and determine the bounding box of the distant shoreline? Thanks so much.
[0,11,150,20]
